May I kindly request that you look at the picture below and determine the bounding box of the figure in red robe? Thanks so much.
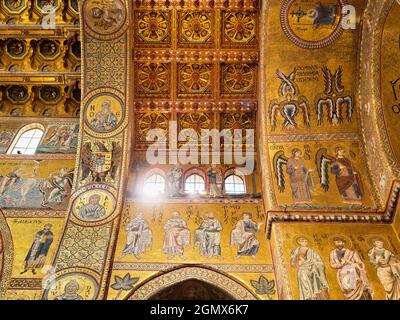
[331,147,363,203]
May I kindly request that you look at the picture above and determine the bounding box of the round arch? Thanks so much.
[126,266,258,300]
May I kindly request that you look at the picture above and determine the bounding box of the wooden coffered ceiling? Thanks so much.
[132,0,260,151]
[0,0,80,118]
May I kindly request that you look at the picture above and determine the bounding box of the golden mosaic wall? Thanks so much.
[0,0,400,301]
[380,2,400,168]
[0,159,75,210]
[259,0,378,211]
[272,223,400,300]
[108,201,276,300]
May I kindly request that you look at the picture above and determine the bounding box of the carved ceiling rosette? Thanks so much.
[5,39,27,59]
[38,85,61,103]
[136,11,171,46]
[178,112,213,143]
[32,0,61,17]
[136,62,170,97]
[177,63,213,97]
[136,112,169,145]
[221,63,257,97]
[221,112,255,130]
[2,0,28,14]
[6,85,29,103]
[178,10,214,46]
[221,112,255,144]
[222,11,257,47]
[38,40,60,60]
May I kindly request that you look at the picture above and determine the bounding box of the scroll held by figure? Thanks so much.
[230,212,262,258]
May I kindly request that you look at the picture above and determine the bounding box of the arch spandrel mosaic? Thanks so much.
[380,2,400,168]
[0,0,400,300]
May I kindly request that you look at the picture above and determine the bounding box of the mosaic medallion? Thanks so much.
[72,188,116,223]
[280,0,344,49]
[84,93,124,134]
[43,272,99,300]
[83,0,127,39]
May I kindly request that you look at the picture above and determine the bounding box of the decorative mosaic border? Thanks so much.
[113,262,274,273]
[0,210,13,299]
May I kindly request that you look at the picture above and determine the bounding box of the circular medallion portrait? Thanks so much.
[44,273,98,300]
[72,189,116,223]
[83,0,126,37]
[85,94,124,134]
[281,0,344,49]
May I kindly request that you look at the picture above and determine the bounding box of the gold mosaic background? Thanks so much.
[0,0,399,300]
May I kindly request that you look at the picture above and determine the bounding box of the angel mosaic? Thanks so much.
[315,147,363,204]
[316,66,353,125]
[273,148,314,204]
[81,141,122,184]
[269,68,310,131]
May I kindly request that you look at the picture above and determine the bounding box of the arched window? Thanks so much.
[8,124,44,155]
[224,175,246,194]
[184,174,205,194]
[143,174,165,196]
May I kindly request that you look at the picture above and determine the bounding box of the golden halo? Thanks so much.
[367,235,386,247]
[293,235,312,246]
[328,234,353,249]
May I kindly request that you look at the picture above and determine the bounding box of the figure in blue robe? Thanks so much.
[21,224,53,275]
